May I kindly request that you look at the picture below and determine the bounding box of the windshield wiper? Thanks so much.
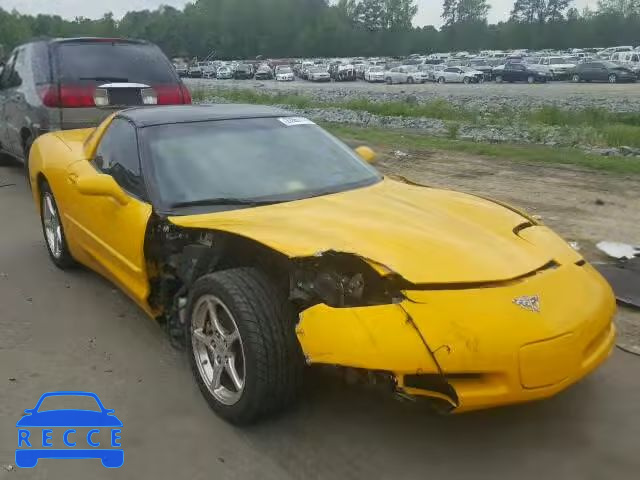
[79,76,130,82]
[170,197,282,208]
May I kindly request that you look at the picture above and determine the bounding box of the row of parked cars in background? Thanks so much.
[175,46,640,85]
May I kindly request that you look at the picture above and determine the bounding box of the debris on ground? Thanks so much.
[595,198,605,206]
[568,241,581,251]
[597,257,640,309]
[393,150,410,158]
[2,464,14,472]
[596,241,640,259]
[8,377,16,382]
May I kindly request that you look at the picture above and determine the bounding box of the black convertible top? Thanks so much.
[119,104,294,128]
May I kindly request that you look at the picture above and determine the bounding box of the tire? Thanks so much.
[39,181,76,269]
[23,135,34,188]
[463,77,470,84]
[385,77,392,85]
[495,75,503,83]
[572,74,581,83]
[527,75,535,84]
[437,77,445,84]
[186,268,304,424]
[608,74,617,83]
[407,77,415,84]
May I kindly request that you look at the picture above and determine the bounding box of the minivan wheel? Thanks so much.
[463,77,470,84]
[495,75,503,83]
[527,75,535,84]
[187,268,303,424]
[572,74,581,83]
[608,74,617,83]
[23,136,34,187]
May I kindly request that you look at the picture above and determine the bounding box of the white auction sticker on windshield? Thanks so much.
[278,117,315,127]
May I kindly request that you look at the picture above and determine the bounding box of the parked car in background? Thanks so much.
[536,56,575,79]
[494,63,549,83]
[174,63,189,77]
[570,61,637,83]
[329,63,357,81]
[197,62,216,79]
[275,66,294,81]
[254,65,273,80]
[216,66,233,79]
[0,37,190,170]
[188,64,203,78]
[403,66,429,83]
[466,59,495,80]
[436,66,484,84]
[308,66,330,82]
[384,66,411,84]
[364,66,385,82]
[613,51,640,73]
[234,64,253,79]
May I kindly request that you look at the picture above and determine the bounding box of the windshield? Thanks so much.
[142,118,381,210]
[56,41,177,84]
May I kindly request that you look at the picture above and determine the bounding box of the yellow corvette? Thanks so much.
[29,105,616,424]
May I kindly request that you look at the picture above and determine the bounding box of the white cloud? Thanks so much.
[0,0,598,27]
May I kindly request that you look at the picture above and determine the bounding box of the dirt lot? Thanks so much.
[1,150,639,478]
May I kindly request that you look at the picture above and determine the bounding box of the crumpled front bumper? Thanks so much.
[296,263,616,412]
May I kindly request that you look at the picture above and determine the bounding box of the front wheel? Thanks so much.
[39,181,76,269]
[407,77,415,84]
[187,268,303,424]
[527,75,535,84]
[385,77,392,85]
[572,74,581,83]
[463,77,470,84]
[608,74,617,83]
[495,75,503,83]
[437,77,445,84]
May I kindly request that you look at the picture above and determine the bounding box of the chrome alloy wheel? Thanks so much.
[42,192,63,259]
[191,295,246,405]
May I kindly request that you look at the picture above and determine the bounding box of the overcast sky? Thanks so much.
[0,0,596,27]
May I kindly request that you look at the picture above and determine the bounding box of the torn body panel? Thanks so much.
[296,263,616,413]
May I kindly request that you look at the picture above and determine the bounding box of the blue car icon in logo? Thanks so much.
[16,391,123,468]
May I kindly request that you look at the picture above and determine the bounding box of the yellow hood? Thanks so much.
[169,179,556,284]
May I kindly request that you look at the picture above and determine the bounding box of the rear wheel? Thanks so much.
[463,77,470,84]
[39,181,76,269]
[407,77,415,84]
[437,77,445,84]
[572,74,581,83]
[527,75,535,84]
[495,75,503,83]
[187,268,303,424]
[385,77,392,85]
[608,74,617,83]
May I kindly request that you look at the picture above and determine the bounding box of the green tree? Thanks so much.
[442,0,490,26]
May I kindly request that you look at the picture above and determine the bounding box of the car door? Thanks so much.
[0,51,19,155]
[591,63,608,81]
[63,118,153,310]
[2,47,31,157]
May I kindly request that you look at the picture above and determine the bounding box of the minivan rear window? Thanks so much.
[55,42,177,85]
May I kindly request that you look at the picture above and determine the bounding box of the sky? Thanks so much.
[0,0,596,28]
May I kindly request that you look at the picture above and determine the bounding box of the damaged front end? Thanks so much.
[144,220,459,409]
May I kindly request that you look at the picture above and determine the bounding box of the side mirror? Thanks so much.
[355,145,377,164]
[75,174,130,206]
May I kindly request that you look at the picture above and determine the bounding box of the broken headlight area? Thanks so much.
[290,251,406,308]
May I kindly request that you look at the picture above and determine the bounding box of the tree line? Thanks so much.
[0,0,639,60]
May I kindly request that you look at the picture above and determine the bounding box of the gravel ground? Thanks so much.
[186,77,640,112]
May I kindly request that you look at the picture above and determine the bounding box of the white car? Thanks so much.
[276,67,295,81]
[216,67,233,79]
[308,67,330,82]
[436,66,485,84]
[537,57,576,79]
[364,66,385,82]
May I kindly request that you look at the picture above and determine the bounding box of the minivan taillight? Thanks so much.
[155,84,192,105]
[38,84,96,108]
